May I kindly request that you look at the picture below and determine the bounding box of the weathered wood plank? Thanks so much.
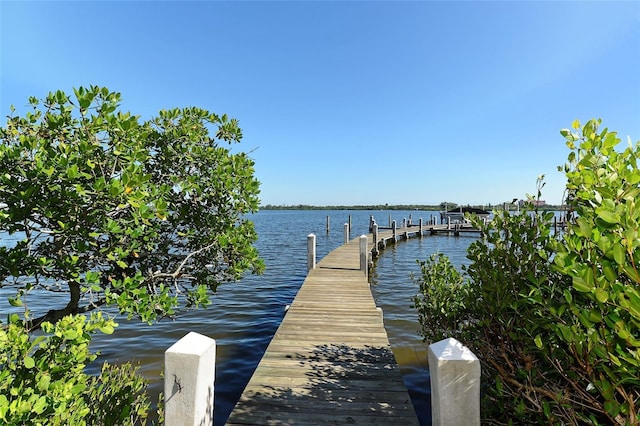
[226,235,419,425]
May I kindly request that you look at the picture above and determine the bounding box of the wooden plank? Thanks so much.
[226,235,419,425]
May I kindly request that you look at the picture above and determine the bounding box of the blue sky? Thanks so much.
[2,1,639,206]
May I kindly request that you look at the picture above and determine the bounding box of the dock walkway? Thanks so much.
[226,233,419,425]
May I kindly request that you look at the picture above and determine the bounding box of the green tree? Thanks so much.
[0,86,263,326]
[0,86,264,423]
[414,120,639,424]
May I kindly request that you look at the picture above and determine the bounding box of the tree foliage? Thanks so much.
[0,313,150,425]
[414,120,639,424]
[0,86,263,327]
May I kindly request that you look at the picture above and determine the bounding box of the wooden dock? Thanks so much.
[226,235,420,425]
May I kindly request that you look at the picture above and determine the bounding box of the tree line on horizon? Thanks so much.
[259,202,565,211]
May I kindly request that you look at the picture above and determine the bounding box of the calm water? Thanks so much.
[1,209,475,425]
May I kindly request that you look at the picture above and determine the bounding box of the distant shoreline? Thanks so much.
[259,203,566,211]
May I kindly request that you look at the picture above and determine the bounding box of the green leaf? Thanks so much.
[8,297,23,307]
[24,356,35,369]
[573,275,593,293]
[66,164,79,179]
[37,374,51,392]
[589,308,603,322]
[32,395,47,414]
[595,288,609,304]
[64,329,79,340]
[611,244,625,265]
[603,262,617,282]
[563,289,573,304]
[71,383,87,395]
[99,324,115,335]
[603,132,619,150]
[576,217,592,237]
[534,334,543,349]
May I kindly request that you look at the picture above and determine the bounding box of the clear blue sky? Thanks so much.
[2,1,639,206]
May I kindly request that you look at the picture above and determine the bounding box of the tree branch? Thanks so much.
[27,281,82,331]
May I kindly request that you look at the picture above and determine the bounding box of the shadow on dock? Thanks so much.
[228,343,415,425]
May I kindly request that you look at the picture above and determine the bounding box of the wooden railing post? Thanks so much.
[372,223,379,256]
[165,332,216,426]
[429,338,480,426]
[359,235,368,279]
[307,234,316,271]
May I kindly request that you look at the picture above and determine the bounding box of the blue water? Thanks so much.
[0,209,475,425]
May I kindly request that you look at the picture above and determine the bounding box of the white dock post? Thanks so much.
[419,218,423,236]
[429,338,480,426]
[164,332,216,426]
[343,223,349,244]
[359,235,368,279]
[392,220,397,241]
[307,233,316,271]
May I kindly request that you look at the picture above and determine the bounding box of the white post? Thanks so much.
[164,332,216,426]
[359,235,368,279]
[343,223,349,244]
[419,218,423,236]
[307,234,316,271]
[392,220,397,240]
[429,338,480,426]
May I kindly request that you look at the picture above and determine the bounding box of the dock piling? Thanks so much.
[359,235,368,279]
[372,223,379,256]
[307,234,316,271]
